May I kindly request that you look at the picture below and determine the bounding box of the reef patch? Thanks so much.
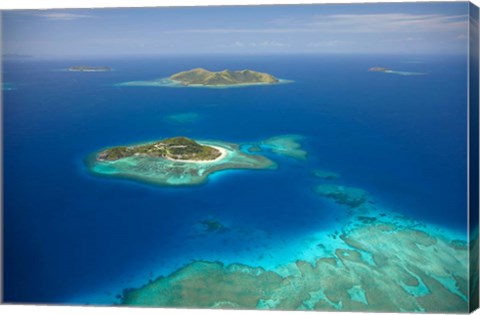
[312,170,341,180]
[314,184,369,208]
[121,217,468,312]
[164,112,201,124]
[260,135,307,160]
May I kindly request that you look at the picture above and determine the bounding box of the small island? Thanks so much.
[2,82,16,91]
[88,136,276,186]
[368,67,390,73]
[69,66,112,72]
[169,68,279,86]
[116,68,290,88]
[369,67,427,76]
[98,136,222,162]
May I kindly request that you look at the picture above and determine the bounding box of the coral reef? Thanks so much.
[314,184,369,208]
[121,219,468,312]
[312,170,340,180]
[261,135,307,160]
[88,140,275,186]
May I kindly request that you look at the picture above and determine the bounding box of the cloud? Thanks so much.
[307,13,468,33]
[219,41,291,48]
[26,12,95,21]
[307,40,350,48]
[164,28,310,34]
[165,13,467,35]
[226,41,245,47]
[249,41,291,47]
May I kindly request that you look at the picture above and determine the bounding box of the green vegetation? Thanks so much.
[170,68,279,86]
[88,139,276,186]
[98,136,221,161]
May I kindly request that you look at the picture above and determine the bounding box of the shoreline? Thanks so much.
[170,79,284,87]
[117,78,293,88]
[97,143,229,164]
[88,140,275,187]
[164,144,229,164]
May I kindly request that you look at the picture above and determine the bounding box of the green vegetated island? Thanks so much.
[88,134,470,312]
[69,66,112,72]
[88,135,306,186]
[117,68,290,88]
[97,136,222,162]
[171,68,279,86]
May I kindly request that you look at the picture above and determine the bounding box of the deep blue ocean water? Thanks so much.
[3,54,468,304]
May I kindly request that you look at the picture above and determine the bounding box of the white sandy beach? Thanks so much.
[165,145,229,164]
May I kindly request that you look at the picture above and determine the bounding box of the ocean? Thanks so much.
[2,54,468,305]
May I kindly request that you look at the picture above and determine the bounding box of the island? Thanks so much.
[87,136,276,186]
[69,66,112,72]
[368,67,390,72]
[116,68,290,88]
[369,67,427,76]
[2,82,16,91]
[98,136,222,162]
[169,68,279,86]
[2,53,33,60]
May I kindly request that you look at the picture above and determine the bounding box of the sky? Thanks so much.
[0,2,471,57]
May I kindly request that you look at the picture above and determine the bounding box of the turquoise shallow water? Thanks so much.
[116,77,293,88]
[3,54,469,305]
[88,139,276,186]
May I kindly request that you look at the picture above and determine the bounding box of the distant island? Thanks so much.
[369,67,427,76]
[69,66,112,72]
[116,68,290,88]
[88,136,276,186]
[2,82,16,91]
[98,136,223,162]
[2,53,34,60]
[368,67,391,73]
[169,68,279,86]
